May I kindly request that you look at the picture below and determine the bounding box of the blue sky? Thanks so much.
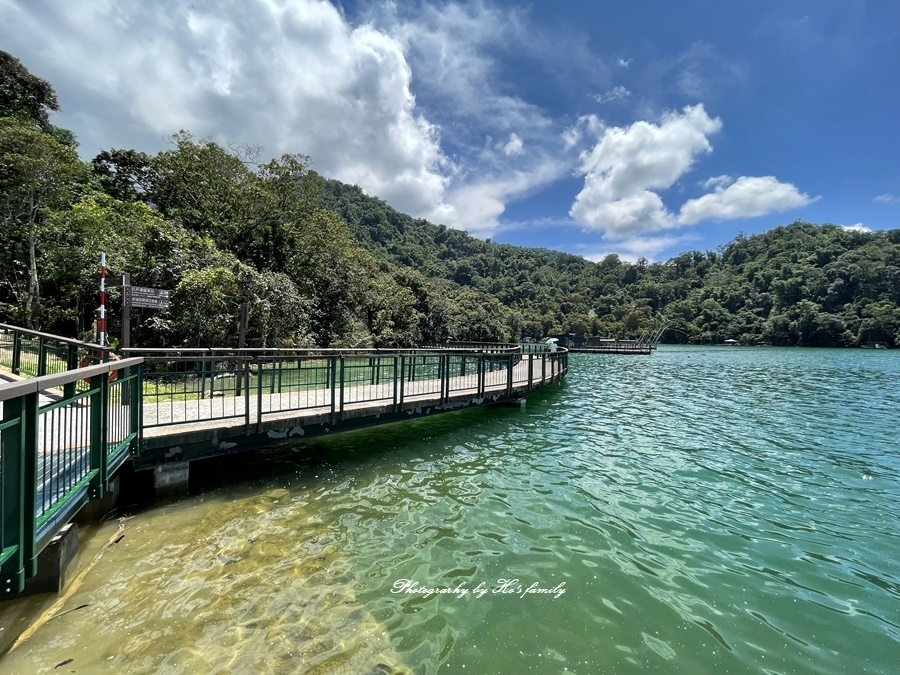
[2,0,898,262]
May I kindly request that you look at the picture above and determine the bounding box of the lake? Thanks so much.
[2,346,898,674]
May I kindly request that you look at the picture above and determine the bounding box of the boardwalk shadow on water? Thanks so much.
[190,389,566,493]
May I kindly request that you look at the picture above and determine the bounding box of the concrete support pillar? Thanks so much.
[153,461,190,497]
[77,474,121,522]
[500,398,527,409]
[11,524,79,597]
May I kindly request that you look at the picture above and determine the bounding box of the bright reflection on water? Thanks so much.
[3,346,899,674]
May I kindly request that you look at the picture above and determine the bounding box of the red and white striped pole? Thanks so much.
[99,253,107,348]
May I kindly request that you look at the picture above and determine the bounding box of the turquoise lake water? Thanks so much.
[3,346,899,674]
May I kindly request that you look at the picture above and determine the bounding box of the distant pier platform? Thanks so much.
[567,340,654,355]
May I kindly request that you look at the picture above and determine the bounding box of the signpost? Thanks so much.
[119,277,171,350]
[124,285,171,310]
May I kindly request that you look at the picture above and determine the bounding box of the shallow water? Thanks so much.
[3,346,899,674]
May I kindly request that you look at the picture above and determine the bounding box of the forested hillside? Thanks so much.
[321,179,900,347]
[2,51,899,349]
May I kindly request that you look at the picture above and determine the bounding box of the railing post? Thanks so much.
[256,356,264,430]
[542,352,547,383]
[330,356,337,419]
[37,336,47,377]
[132,364,143,456]
[442,353,450,402]
[392,356,399,409]
[11,330,21,375]
[478,352,485,397]
[399,356,406,406]
[528,351,533,389]
[338,356,346,414]
[243,357,251,433]
[63,344,79,399]
[0,390,38,594]
[506,353,513,396]
[89,373,108,500]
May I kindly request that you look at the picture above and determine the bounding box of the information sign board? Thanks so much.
[124,286,171,309]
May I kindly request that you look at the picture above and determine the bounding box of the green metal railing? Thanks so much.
[0,357,142,595]
[0,323,113,394]
[127,346,567,432]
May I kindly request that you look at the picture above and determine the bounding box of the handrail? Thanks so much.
[0,357,143,401]
[0,323,113,383]
[0,322,106,351]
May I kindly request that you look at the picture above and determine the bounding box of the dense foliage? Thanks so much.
[321,179,900,347]
[2,52,898,349]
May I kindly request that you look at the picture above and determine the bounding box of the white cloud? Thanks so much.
[442,156,570,237]
[579,235,686,263]
[669,42,746,99]
[702,175,734,190]
[378,2,554,141]
[570,104,722,237]
[591,86,631,104]
[0,0,455,222]
[874,193,900,204]
[1,0,582,237]
[569,106,815,239]
[617,58,632,68]
[561,114,605,151]
[502,133,524,156]
[345,1,580,234]
[678,176,818,225]
[840,223,872,232]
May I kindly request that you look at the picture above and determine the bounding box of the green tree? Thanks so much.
[150,131,257,241]
[91,149,155,202]
[0,118,85,328]
[0,50,59,131]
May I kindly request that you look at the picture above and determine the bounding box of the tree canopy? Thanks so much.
[0,50,60,132]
